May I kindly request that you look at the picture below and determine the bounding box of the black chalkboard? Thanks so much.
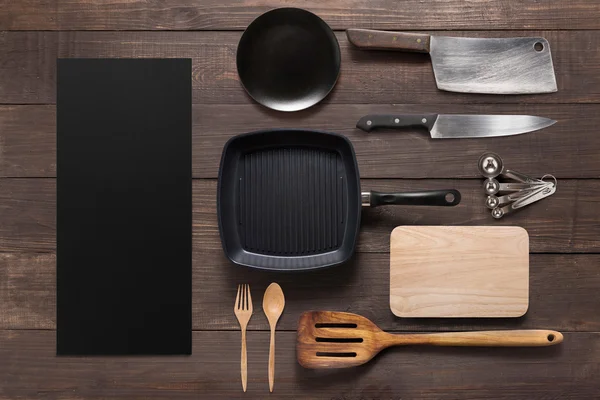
[56,58,192,355]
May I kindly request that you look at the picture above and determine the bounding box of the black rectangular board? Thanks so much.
[56,58,192,355]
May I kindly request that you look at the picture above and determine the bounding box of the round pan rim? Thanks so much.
[235,7,342,112]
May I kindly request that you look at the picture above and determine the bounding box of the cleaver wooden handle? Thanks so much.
[346,29,431,53]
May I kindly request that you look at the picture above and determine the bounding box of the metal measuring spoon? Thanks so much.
[478,153,547,183]
[483,178,550,196]
[485,190,536,209]
[491,181,556,218]
[478,152,504,178]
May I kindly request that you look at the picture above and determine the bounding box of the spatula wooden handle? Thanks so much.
[346,29,431,53]
[385,330,563,347]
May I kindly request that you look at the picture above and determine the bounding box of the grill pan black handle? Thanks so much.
[363,189,461,207]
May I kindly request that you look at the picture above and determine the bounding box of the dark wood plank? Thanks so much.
[1,178,598,254]
[194,178,600,253]
[0,330,598,399]
[0,32,58,104]
[2,252,600,332]
[2,104,600,179]
[0,179,56,253]
[193,252,600,332]
[0,106,56,177]
[1,31,599,104]
[0,253,55,329]
[193,105,599,179]
[2,0,600,30]
[0,1,57,30]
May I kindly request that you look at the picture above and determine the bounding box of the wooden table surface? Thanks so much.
[1,1,600,399]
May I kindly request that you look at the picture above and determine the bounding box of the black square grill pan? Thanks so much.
[217,129,460,271]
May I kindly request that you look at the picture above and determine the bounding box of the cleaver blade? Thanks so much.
[346,29,557,94]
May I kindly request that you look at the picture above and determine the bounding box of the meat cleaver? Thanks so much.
[346,29,557,94]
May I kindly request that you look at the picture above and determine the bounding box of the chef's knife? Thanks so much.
[346,29,557,94]
[356,114,556,138]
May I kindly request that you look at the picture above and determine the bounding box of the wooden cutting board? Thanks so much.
[390,226,529,318]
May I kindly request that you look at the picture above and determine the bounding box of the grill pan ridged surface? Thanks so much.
[238,147,345,256]
[218,129,361,271]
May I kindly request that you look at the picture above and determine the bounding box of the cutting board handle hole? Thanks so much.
[534,42,544,52]
[547,334,555,342]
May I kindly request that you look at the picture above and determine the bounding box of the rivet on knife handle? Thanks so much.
[346,29,431,53]
[357,114,437,132]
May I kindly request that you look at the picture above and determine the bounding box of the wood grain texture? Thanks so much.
[1,178,599,254]
[3,104,600,179]
[346,29,431,52]
[297,311,562,369]
[3,251,600,332]
[1,31,600,104]
[0,106,56,177]
[1,0,599,397]
[0,1,57,30]
[0,330,598,399]
[390,226,529,318]
[2,0,600,30]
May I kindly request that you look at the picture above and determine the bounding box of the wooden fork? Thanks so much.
[234,284,253,392]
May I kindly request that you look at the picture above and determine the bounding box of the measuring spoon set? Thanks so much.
[478,152,557,218]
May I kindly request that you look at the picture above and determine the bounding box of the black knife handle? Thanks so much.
[356,114,438,132]
[368,189,461,207]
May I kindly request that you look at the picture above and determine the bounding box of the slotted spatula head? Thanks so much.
[297,311,387,369]
[298,311,564,369]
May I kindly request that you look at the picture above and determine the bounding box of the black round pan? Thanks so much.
[236,8,341,112]
[217,130,460,271]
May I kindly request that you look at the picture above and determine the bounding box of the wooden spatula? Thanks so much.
[297,311,563,369]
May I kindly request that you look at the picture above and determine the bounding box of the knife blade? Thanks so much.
[356,114,556,138]
[346,29,557,94]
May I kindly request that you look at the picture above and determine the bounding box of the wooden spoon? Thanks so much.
[297,311,563,369]
[262,283,285,392]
